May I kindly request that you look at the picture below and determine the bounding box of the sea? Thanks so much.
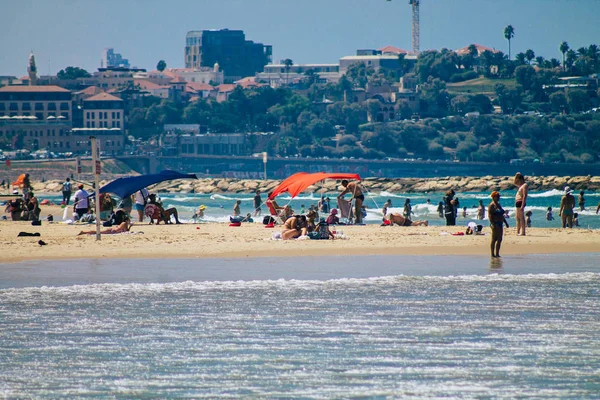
[3,188,600,398]
[1,254,600,398]
[40,188,600,229]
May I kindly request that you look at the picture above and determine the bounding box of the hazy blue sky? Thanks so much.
[1,0,599,77]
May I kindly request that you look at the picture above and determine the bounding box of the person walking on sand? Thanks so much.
[488,191,509,258]
[253,190,262,217]
[559,186,576,228]
[338,179,364,224]
[514,172,528,236]
[135,188,149,223]
[578,190,585,211]
[73,184,89,220]
[62,177,72,205]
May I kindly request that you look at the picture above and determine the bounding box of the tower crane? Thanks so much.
[387,0,420,54]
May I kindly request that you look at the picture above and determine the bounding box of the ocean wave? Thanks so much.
[528,189,564,198]
[2,272,599,298]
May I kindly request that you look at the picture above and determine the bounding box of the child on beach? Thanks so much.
[573,213,579,227]
[526,210,532,228]
[233,200,241,216]
[546,206,554,221]
[462,206,468,218]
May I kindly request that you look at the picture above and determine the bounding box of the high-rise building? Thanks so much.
[101,48,130,69]
[185,29,272,80]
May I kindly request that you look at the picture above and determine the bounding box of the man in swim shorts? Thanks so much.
[338,179,364,224]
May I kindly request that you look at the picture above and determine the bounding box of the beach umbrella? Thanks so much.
[99,170,198,199]
[269,172,361,199]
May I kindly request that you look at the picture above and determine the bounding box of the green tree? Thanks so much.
[525,49,535,64]
[157,60,167,72]
[559,41,569,72]
[515,52,527,65]
[549,91,568,113]
[565,49,577,72]
[345,62,374,89]
[515,65,536,91]
[57,66,91,79]
[567,89,591,113]
[504,25,515,59]
[283,59,293,85]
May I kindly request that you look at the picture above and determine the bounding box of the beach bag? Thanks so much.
[263,216,275,225]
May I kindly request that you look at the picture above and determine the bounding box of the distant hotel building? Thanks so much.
[185,29,272,81]
[101,48,130,69]
[0,85,125,154]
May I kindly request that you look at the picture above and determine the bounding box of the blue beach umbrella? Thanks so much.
[99,170,197,199]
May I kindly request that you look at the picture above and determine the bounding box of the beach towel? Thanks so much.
[337,198,353,220]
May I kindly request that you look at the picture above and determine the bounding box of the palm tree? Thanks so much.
[525,49,535,64]
[535,56,545,68]
[565,49,577,73]
[283,58,293,85]
[588,44,599,72]
[515,52,527,65]
[559,41,569,72]
[504,25,515,59]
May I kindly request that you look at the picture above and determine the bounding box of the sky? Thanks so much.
[1,0,600,77]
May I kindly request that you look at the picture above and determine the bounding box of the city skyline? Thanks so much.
[1,0,600,77]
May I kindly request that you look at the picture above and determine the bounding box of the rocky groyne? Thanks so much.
[25,175,600,196]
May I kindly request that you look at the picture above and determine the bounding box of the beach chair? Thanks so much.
[265,200,285,225]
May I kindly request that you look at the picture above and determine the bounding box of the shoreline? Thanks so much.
[1,218,598,264]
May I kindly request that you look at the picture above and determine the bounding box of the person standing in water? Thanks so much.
[559,187,576,228]
[578,190,585,211]
[253,190,262,217]
[488,191,509,258]
[514,172,528,236]
[437,201,444,218]
[403,198,412,219]
[477,200,485,220]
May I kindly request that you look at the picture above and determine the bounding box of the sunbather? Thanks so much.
[385,213,428,227]
[78,218,131,235]
[282,215,308,240]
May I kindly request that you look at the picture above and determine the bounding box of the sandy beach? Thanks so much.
[0,205,597,263]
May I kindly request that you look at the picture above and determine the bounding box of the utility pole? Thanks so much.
[90,136,101,240]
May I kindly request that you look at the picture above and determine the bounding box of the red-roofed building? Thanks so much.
[455,44,499,56]
[186,82,217,100]
[83,92,124,131]
[379,46,409,55]
[134,79,169,98]
[216,84,236,102]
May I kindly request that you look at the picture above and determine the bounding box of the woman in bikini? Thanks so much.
[78,218,131,235]
[514,172,528,236]
[281,215,308,240]
[488,191,509,258]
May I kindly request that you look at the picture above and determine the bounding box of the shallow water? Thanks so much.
[40,189,600,228]
[1,254,600,398]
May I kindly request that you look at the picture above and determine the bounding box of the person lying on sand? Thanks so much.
[385,213,428,227]
[78,218,131,235]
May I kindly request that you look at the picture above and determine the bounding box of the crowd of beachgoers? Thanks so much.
[3,172,600,259]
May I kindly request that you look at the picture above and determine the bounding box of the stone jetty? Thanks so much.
[28,175,600,196]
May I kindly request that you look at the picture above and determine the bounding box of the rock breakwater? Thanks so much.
[27,175,600,196]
